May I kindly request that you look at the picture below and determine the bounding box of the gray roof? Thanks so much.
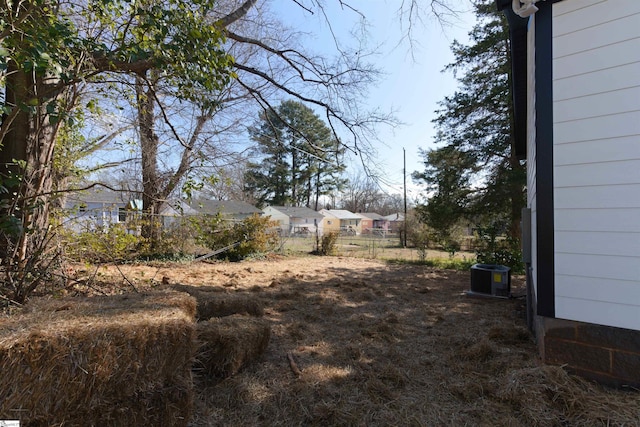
[326,209,361,220]
[359,212,385,220]
[190,200,261,216]
[383,213,405,222]
[65,187,136,206]
[267,206,325,220]
[159,200,198,216]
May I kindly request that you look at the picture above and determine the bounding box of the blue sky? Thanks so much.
[272,1,477,200]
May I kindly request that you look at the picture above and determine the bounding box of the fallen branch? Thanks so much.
[111,262,138,293]
[0,293,22,307]
[287,352,302,377]
[193,241,243,262]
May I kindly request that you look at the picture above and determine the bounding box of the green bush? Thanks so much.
[441,239,461,259]
[193,214,279,261]
[474,221,524,274]
[405,215,430,261]
[63,224,147,263]
[319,231,340,256]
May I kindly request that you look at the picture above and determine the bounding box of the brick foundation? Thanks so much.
[538,317,640,389]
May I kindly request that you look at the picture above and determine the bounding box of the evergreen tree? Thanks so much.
[245,101,345,208]
[414,146,476,245]
[413,0,526,240]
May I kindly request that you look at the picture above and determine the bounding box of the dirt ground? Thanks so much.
[76,255,639,426]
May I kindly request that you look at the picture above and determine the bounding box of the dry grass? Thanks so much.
[176,256,639,427]
[0,291,197,426]
[5,255,640,426]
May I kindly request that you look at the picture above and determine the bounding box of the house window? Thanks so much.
[118,207,127,222]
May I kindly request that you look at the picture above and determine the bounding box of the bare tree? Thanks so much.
[75,0,394,243]
[338,170,408,214]
[70,0,462,222]
[1,0,459,299]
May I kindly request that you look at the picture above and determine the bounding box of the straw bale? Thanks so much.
[194,315,270,380]
[0,290,197,427]
[197,294,264,320]
[170,283,264,320]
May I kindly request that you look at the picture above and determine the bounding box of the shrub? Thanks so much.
[405,214,430,261]
[475,221,524,274]
[442,238,462,259]
[319,231,340,256]
[193,214,279,261]
[63,224,147,263]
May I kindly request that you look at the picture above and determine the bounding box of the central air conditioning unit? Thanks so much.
[468,264,511,298]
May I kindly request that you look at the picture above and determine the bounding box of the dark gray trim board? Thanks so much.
[533,2,554,318]
[497,0,555,318]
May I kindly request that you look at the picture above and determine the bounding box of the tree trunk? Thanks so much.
[291,149,298,206]
[1,61,63,301]
[305,174,312,208]
[136,74,162,245]
[314,170,321,211]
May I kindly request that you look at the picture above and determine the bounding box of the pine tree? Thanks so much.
[414,0,526,240]
[244,101,345,208]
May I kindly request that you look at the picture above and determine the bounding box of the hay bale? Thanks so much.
[195,315,270,380]
[170,284,264,320]
[197,295,264,320]
[0,291,197,427]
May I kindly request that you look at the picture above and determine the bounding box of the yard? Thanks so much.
[279,233,475,261]
[84,255,639,426]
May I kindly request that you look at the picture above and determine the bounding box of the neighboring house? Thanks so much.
[64,188,140,232]
[262,206,325,235]
[359,212,389,234]
[158,200,199,228]
[318,209,341,235]
[355,213,373,233]
[189,200,262,221]
[323,209,362,234]
[498,0,640,387]
[65,191,261,232]
[383,213,405,234]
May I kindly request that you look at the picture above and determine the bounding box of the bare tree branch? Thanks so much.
[215,0,258,28]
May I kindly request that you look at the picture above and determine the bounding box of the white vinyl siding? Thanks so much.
[555,297,640,331]
[554,184,640,209]
[554,62,640,101]
[554,111,640,144]
[555,208,640,233]
[555,231,640,257]
[556,275,640,304]
[555,253,640,283]
[554,87,640,124]
[554,160,640,187]
[551,0,640,330]
[555,135,638,165]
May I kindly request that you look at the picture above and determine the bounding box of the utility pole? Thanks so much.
[403,148,408,248]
